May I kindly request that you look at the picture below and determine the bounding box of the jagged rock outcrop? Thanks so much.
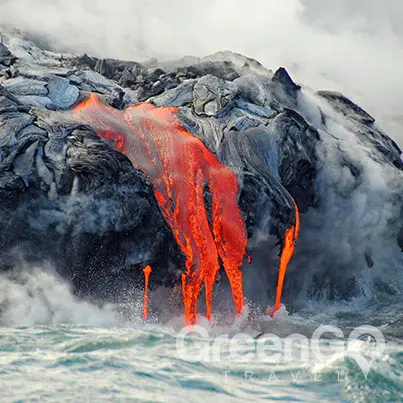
[0,30,402,306]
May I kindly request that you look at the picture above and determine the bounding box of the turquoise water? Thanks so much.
[0,270,402,402]
[1,324,402,402]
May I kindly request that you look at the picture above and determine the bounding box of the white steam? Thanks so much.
[287,88,403,302]
[0,266,124,326]
[0,0,402,146]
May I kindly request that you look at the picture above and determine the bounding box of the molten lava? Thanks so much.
[71,94,248,325]
[143,265,152,320]
[274,203,300,313]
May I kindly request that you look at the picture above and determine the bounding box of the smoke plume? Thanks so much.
[1,0,402,146]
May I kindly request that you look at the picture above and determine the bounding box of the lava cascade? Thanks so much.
[71,94,299,323]
[71,94,248,325]
[143,266,152,320]
[274,203,300,313]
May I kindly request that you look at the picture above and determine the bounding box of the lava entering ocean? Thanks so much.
[71,94,298,324]
[274,203,299,313]
[142,266,152,320]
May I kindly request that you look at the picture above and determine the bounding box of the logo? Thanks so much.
[176,324,385,378]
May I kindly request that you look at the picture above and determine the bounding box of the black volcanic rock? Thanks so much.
[269,67,301,106]
[0,30,402,306]
[317,90,375,125]
[398,226,403,251]
[0,41,17,67]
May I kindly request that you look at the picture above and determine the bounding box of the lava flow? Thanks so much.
[274,203,300,313]
[71,94,248,325]
[143,266,152,320]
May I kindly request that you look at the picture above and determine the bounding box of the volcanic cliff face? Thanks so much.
[0,30,402,319]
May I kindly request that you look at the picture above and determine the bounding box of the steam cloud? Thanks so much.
[286,91,403,306]
[0,265,123,326]
[1,0,402,146]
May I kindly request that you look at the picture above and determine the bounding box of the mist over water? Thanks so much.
[0,267,123,326]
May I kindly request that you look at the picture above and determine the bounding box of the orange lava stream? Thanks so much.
[71,94,247,325]
[274,203,300,313]
[143,265,152,320]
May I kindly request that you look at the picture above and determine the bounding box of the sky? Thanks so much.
[1,0,402,146]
